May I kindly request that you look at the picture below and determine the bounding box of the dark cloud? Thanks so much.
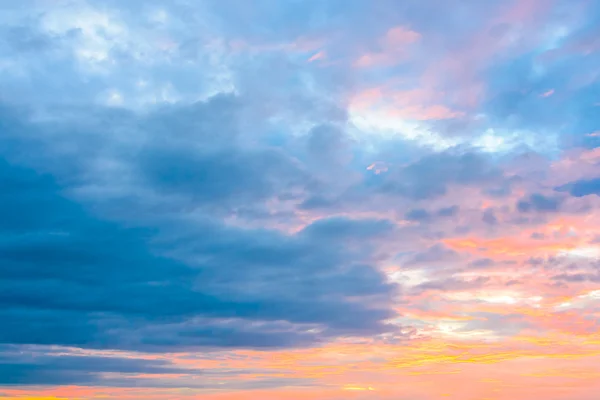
[2,25,55,53]
[482,208,498,225]
[468,258,496,268]
[0,346,316,389]
[298,195,337,210]
[437,205,459,217]
[299,216,394,241]
[404,244,460,267]
[377,151,503,200]
[404,208,431,222]
[0,351,190,385]
[0,103,398,353]
[139,145,308,208]
[517,193,562,212]
[551,273,600,283]
[306,123,352,166]
[140,94,242,147]
[557,177,600,197]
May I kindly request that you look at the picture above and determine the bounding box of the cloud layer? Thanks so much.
[1,1,600,399]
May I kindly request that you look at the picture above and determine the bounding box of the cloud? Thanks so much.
[413,276,490,294]
[517,193,562,212]
[139,145,308,209]
[480,208,497,225]
[0,350,191,386]
[437,205,460,217]
[377,150,504,200]
[557,178,600,197]
[405,209,431,222]
[404,244,461,267]
[467,258,496,269]
[0,103,398,352]
[306,123,352,166]
[299,216,394,241]
[353,26,420,68]
[0,346,317,390]
[552,273,600,283]
[4,0,600,397]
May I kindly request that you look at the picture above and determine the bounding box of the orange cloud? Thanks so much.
[443,235,582,257]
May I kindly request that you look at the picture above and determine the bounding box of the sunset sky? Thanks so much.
[1,1,600,399]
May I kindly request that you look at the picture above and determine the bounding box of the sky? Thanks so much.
[1,0,600,399]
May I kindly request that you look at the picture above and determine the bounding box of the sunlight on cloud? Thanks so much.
[558,246,600,259]
[349,107,558,155]
[432,322,495,340]
[41,6,128,66]
[445,291,543,307]
[342,385,376,391]
[348,107,459,150]
[556,290,600,311]
[387,269,430,287]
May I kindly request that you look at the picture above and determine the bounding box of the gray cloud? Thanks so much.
[0,102,398,353]
[377,151,504,200]
[556,178,600,198]
[517,193,562,213]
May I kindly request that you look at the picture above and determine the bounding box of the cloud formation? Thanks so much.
[2,1,600,400]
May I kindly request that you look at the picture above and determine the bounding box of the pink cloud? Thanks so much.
[350,86,463,121]
[541,89,555,97]
[384,26,421,47]
[353,26,420,68]
[307,50,326,62]
[420,0,555,108]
